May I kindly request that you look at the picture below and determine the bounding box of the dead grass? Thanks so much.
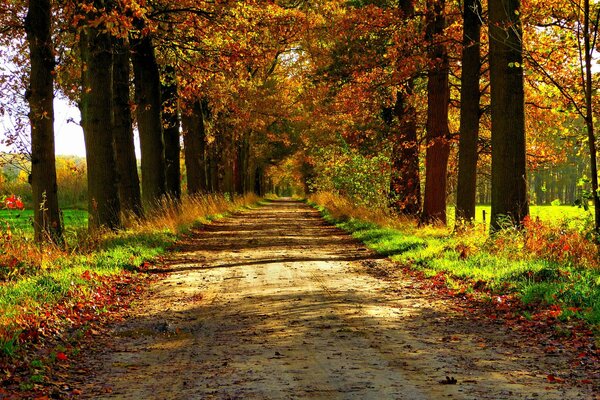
[132,193,260,234]
[309,192,418,230]
[0,193,260,282]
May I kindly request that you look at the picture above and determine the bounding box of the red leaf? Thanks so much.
[56,352,68,361]
[546,374,564,383]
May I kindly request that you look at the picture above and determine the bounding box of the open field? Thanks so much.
[448,205,592,228]
[0,209,88,234]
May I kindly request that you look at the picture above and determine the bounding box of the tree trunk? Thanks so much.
[131,35,166,207]
[25,0,63,243]
[489,0,529,231]
[583,0,600,235]
[455,0,482,224]
[235,136,250,194]
[533,171,544,205]
[254,166,264,196]
[422,0,451,224]
[388,0,421,217]
[80,27,121,230]
[112,38,143,218]
[182,101,206,195]
[216,125,234,194]
[161,65,181,200]
[389,88,421,216]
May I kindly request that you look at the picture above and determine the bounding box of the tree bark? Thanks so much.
[422,0,451,224]
[489,0,529,231]
[235,136,251,194]
[254,166,265,196]
[161,65,181,200]
[455,0,482,225]
[182,101,207,195]
[131,34,167,207]
[208,139,218,192]
[389,88,421,216]
[112,38,143,218]
[80,26,121,230]
[388,0,421,217]
[583,0,600,235]
[25,0,63,243]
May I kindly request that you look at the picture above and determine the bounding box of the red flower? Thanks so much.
[4,195,24,210]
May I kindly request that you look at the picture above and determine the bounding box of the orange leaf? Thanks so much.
[546,374,564,383]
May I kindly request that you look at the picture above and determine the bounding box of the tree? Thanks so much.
[112,38,143,218]
[455,0,482,224]
[25,0,63,243]
[132,32,167,207]
[161,65,181,200]
[389,0,421,217]
[182,100,207,195]
[389,87,421,216]
[422,0,451,224]
[79,1,121,230]
[489,0,529,230]
[582,0,600,235]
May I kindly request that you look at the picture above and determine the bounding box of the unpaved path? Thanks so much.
[74,199,594,399]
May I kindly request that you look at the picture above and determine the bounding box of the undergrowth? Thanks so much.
[0,193,259,358]
[309,191,600,331]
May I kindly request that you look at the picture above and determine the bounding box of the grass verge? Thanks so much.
[309,192,600,333]
[0,193,259,359]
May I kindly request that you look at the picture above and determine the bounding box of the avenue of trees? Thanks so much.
[0,0,599,243]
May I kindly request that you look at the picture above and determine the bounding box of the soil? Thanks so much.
[68,199,596,399]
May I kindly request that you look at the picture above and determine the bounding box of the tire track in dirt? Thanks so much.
[72,199,594,399]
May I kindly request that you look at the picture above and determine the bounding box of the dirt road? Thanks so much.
[74,199,593,399]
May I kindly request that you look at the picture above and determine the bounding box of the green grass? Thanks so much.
[0,230,172,320]
[0,209,88,235]
[0,194,261,358]
[447,205,592,229]
[313,201,600,329]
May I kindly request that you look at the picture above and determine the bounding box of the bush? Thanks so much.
[308,145,391,209]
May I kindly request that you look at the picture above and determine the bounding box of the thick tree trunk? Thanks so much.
[216,124,234,194]
[80,28,121,230]
[235,136,250,194]
[455,0,482,224]
[422,0,451,224]
[489,0,529,231]
[389,88,421,216]
[25,0,63,243]
[388,0,421,217]
[161,65,181,200]
[254,166,265,196]
[182,101,207,195]
[131,35,167,207]
[112,38,143,218]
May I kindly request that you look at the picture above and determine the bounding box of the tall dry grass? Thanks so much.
[309,191,417,230]
[1,192,260,281]
[128,192,259,233]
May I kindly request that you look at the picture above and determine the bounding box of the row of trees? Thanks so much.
[2,0,306,243]
[1,0,599,243]
[293,0,599,232]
